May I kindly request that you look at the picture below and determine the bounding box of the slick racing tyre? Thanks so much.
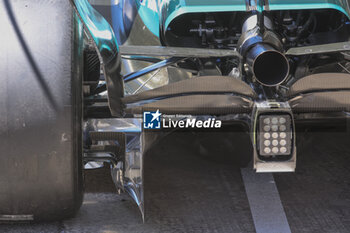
[0,0,83,221]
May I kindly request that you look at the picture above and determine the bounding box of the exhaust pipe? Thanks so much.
[238,15,290,86]
[246,44,289,86]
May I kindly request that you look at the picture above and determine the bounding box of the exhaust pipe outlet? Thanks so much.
[246,43,290,86]
[238,14,290,86]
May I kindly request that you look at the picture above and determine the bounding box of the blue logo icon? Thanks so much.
[143,110,162,129]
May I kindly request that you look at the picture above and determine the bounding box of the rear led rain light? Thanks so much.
[259,115,292,157]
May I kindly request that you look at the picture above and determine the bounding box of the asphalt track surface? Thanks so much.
[0,129,349,233]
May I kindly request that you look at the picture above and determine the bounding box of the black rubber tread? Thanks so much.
[0,0,83,221]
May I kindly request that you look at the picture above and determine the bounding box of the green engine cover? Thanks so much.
[158,0,350,33]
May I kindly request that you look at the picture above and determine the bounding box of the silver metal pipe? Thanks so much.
[246,44,290,86]
[239,14,289,86]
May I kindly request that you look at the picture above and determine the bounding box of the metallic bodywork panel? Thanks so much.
[85,118,144,219]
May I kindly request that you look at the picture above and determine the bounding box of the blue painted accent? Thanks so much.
[73,0,119,57]
[143,111,161,129]
[111,2,125,44]
[136,0,160,37]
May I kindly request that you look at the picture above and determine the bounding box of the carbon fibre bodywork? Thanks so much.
[82,0,350,220]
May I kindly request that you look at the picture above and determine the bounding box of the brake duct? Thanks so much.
[70,0,124,116]
[238,14,290,86]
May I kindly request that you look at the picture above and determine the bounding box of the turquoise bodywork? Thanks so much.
[136,0,350,37]
[137,0,161,37]
[268,0,350,18]
[72,0,119,56]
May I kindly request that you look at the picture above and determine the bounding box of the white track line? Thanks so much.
[241,168,291,233]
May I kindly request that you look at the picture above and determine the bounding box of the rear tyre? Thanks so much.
[0,0,84,221]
